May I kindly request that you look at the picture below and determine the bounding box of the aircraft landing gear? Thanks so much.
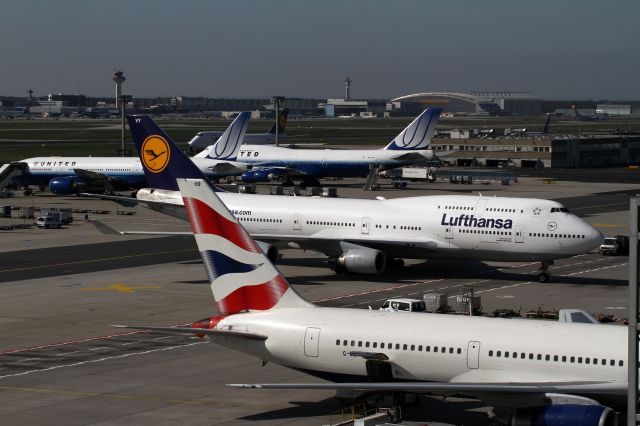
[537,261,553,283]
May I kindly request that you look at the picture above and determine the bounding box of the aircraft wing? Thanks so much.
[74,168,113,182]
[81,193,140,207]
[389,151,431,163]
[227,381,626,397]
[207,162,245,176]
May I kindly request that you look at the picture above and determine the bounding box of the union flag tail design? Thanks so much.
[177,178,313,315]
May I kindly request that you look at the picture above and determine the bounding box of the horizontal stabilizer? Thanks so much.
[112,325,267,340]
[90,220,190,236]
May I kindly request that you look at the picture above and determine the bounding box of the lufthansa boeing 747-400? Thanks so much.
[90,115,603,283]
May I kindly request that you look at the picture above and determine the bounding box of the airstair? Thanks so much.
[363,164,381,191]
[0,162,28,188]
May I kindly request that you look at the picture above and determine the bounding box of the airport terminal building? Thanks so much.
[433,134,640,168]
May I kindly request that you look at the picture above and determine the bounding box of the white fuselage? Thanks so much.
[190,131,279,151]
[237,144,434,174]
[216,306,627,396]
[22,156,247,183]
[137,189,602,262]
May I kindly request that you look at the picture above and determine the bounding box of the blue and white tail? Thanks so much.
[193,112,250,160]
[177,177,313,316]
[383,108,442,151]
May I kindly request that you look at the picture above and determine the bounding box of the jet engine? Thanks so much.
[49,177,113,195]
[241,169,284,183]
[256,241,279,264]
[510,404,614,426]
[333,248,386,274]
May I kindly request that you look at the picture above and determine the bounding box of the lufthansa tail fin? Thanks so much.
[177,177,313,315]
[383,108,442,151]
[268,108,289,135]
[193,112,250,160]
[127,115,205,191]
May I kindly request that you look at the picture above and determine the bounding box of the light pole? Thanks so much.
[120,95,132,156]
[272,96,285,147]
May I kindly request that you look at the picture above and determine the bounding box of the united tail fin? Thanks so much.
[177,177,313,315]
[127,115,205,191]
[193,112,250,160]
[268,108,289,135]
[383,108,442,151]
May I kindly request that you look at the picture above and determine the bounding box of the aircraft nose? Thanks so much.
[583,222,604,251]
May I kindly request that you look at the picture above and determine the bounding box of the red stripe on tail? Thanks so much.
[216,275,289,315]
[183,197,260,253]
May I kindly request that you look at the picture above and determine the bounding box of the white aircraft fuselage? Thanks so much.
[137,189,602,263]
[217,307,627,396]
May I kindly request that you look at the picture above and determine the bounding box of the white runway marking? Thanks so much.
[0,342,207,380]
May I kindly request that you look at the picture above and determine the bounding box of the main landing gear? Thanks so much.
[537,260,553,283]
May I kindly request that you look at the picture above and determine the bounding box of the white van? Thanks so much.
[36,214,62,229]
[380,298,426,313]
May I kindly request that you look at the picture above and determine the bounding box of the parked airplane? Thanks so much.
[238,108,441,185]
[3,112,252,195]
[117,170,627,425]
[94,115,603,283]
[574,107,608,121]
[189,109,289,153]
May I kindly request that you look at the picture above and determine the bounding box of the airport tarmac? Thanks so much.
[0,174,638,425]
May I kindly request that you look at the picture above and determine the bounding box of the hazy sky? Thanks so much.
[1,1,638,100]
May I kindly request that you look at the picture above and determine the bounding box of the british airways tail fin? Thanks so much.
[383,108,442,151]
[177,177,313,315]
[542,114,551,134]
[193,112,250,160]
[268,108,289,135]
[128,115,205,191]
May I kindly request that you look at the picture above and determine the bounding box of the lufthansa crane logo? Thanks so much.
[141,135,170,173]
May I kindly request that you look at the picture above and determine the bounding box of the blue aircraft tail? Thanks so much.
[128,115,206,191]
[383,108,442,151]
[542,114,551,134]
[193,111,250,160]
[268,108,289,135]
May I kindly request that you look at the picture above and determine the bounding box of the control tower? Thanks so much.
[345,77,351,100]
[112,71,126,108]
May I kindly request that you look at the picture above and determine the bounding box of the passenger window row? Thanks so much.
[239,217,283,223]
[335,339,463,355]
[487,349,623,367]
[439,205,521,213]
[374,224,422,231]
[529,232,585,239]
[460,229,512,236]
[306,220,356,227]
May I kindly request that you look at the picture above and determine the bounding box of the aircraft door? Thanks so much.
[361,217,370,235]
[445,226,453,240]
[293,214,302,231]
[515,225,524,243]
[304,327,320,357]
[467,341,480,369]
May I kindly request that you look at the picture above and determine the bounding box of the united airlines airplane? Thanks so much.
[94,115,603,284]
[117,167,627,425]
[188,109,289,152]
[4,112,252,195]
[238,108,441,185]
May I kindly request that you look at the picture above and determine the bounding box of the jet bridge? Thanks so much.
[0,162,29,188]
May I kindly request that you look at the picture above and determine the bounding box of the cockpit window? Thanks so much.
[550,207,570,213]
